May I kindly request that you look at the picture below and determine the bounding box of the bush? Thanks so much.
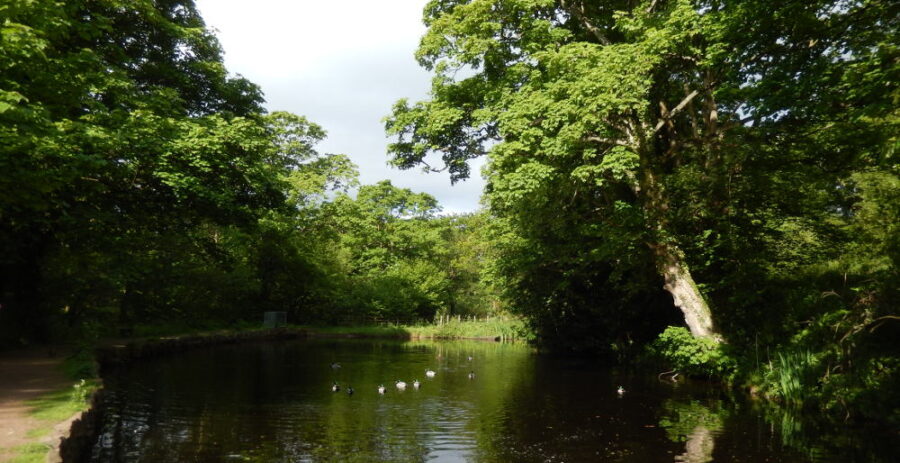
[650,326,736,379]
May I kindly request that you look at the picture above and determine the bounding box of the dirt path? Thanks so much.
[0,348,71,462]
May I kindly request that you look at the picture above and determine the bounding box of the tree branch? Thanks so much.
[585,136,631,147]
[653,89,699,134]
[560,0,611,45]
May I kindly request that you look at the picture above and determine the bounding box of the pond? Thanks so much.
[88,338,895,462]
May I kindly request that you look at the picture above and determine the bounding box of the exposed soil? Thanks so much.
[0,348,71,462]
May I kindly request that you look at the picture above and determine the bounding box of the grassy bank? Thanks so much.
[303,317,532,341]
[123,316,532,342]
[402,317,531,341]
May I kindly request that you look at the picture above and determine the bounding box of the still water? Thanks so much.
[88,339,895,462]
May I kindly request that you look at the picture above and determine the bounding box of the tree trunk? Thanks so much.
[653,243,720,340]
[637,144,723,341]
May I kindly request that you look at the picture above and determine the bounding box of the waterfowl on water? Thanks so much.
[425,369,436,378]
[412,379,421,389]
[617,386,626,395]
[378,384,386,394]
[396,380,407,390]
[331,382,340,392]
[346,386,354,395]
[468,371,476,380]
[331,362,341,369]
[467,356,474,361]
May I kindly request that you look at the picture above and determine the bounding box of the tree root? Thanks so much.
[658,369,680,382]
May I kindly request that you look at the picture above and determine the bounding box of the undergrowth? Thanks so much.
[649,326,736,380]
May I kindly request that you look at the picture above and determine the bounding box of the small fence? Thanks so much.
[433,314,500,325]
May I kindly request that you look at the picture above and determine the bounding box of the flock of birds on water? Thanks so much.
[326,358,627,397]
[327,358,473,396]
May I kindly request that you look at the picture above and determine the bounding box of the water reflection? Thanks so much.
[658,400,726,463]
[88,339,896,463]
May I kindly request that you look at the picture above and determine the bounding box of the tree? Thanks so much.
[322,181,449,320]
[386,0,897,344]
[0,0,306,342]
[437,212,501,316]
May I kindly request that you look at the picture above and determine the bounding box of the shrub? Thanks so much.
[651,326,736,379]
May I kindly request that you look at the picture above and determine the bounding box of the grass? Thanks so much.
[25,379,96,422]
[24,428,50,439]
[7,443,52,463]
[302,324,411,337]
[131,320,262,338]
[1,383,93,463]
[303,317,532,341]
[123,315,533,343]
[769,350,819,406]
[403,317,532,341]
[14,378,98,463]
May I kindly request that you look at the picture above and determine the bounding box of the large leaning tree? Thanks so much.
[386,0,897,341]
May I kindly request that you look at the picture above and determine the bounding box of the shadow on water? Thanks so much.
[88,339,897,462]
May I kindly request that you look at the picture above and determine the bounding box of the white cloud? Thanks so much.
[195,0,485,212]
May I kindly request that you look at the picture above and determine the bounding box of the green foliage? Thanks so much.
[651,327,736,379]
[438,213,501,316]
[318,185,503,323]
[764,350,821,407]
[407,317,532,341]
[0,0,288,344]
[2,0,896,428]
[0,0,393,343]
[302,317,531,341]
[62,348,97,380]
[387,0,899,422]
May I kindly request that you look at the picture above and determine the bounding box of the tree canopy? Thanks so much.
[387,0,898,419]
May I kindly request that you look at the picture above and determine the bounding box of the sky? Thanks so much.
[195,0,486,214]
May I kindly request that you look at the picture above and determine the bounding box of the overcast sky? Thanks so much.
[195,0,485,214]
